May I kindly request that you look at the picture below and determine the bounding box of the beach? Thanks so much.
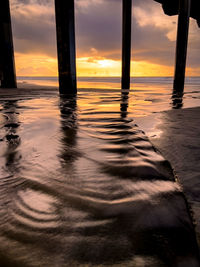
[1,0,200,264]
[1,80,200,266]
[146,107,200,244]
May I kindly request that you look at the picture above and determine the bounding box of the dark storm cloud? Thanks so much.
[10,0,200,69]
[10,0,57,56]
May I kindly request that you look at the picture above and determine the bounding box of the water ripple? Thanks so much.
[0,92,199,266]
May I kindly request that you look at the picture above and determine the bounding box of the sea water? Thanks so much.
[0,77,200,266]
[17,76,200,111]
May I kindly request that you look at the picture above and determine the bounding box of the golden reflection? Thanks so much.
[120,89,129,118]
[59,95,78,169]
[172,89,183,109]
[2,100,21,175]
[0,90,199,266]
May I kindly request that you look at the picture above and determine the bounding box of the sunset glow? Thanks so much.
[11,0,200,78]
[15,52,199,77]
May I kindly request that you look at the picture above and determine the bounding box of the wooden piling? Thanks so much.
[121,0,132,90]
[173,0,191,92]
[55,0,77,94]
[0,0,17,88]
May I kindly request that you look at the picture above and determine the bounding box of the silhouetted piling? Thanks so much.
[121,0,132,90]
[55,0,77,94]
[173,0,191,92]
[0,0,17,88]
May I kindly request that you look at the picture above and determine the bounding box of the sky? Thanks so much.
[10,0,200,77]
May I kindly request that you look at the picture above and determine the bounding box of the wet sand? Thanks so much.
[147,107,200,245]
[0,86,200,266]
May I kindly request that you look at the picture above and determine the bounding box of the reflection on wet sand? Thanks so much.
[120,89,129,118]
[0,91,199,266]
[172,89,183,109]
[59,95,78,168]
[1,100,21,175]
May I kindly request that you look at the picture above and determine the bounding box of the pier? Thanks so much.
[0,0,200,93]
[155,0,200,92]
[55,0,77,94]
[1,2,200,265]
[174,0,191,92]
[121,0,132,90]
[0,0,17,88]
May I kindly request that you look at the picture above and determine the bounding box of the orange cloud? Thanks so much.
[15,52,175,77]
[11,0,200,77]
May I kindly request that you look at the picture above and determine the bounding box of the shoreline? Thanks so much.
[145,107,200,244]
[0,84,130,97]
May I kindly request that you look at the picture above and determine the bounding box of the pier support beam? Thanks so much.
[0,0,17,88]
[55,0,77,94]
[121,0,132,90]
[173,0,191,93]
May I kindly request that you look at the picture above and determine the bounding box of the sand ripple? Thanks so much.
[0,91,199,266]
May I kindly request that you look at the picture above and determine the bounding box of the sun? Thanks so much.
[97,59,114,68]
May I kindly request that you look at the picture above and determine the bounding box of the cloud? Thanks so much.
[10,0,57,57]
[10,0,200,74]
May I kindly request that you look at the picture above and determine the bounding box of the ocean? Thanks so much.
[17,75,200,88]
[17,76,200,115]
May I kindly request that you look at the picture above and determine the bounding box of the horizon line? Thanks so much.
[17,76,200,78]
